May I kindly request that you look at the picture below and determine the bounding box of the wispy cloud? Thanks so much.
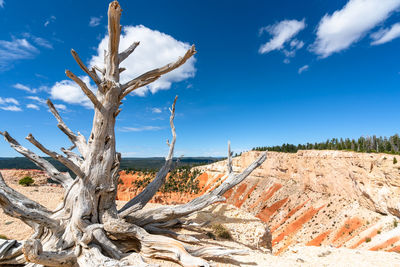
[298,65,309,74]
[89,16,102,27]
[0,38,38,71]
[151,107,162,114]
[26,96,46,104]
[311,0,400,58]
[0,97,21,112]
[0,97,19,105]
[26,104,39,110]
[119,126,161,132]
[44,15,56,27]
[0,105,21,112]
[54,104,67,110]
[0,0,4,8]
[259,19,306,54]
[371,23,400,45]
[13,83,37,93]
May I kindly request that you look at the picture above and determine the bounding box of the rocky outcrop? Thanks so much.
[195,150,400,254]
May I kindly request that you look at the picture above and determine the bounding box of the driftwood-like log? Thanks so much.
[0,1,266,266]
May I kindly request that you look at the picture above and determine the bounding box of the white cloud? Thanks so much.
[26,104,39,110]
[259,19,306,54]
[13,83,37,93]
[50,76,96,108]
[283,58,290,64]
[89,17,102,27]
[151,107,162,114]
[0,0,4,8]
[298,65,309,74]
[44,15,56,27]
[119,126,161,132]
[0,97,19,105]
[90,25,196,96]
[312,0,400,58]
[54,104,67,110]
[371,22,400,45]
[0,38,38,71]
[0,105,22,112]
[26,96,46,104]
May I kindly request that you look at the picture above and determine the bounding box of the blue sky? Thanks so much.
[1,0,400,157]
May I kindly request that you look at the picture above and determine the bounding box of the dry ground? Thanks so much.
[1,176,400,266]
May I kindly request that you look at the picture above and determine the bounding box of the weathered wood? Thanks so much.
[0,131,73,188]
[125,151,267,225]
[118,96,177,216]
[26,133,85,178]
[119,41,140,63]
[227,140,233,174]
[65,70,103,110]
[71,49,101,86]
[0,1,266,266]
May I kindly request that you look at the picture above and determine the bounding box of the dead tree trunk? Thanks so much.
[0,1,267,266]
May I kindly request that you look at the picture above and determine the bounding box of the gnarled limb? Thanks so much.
[143,225,199,243]
[0,131,73,188]
[65,70,103,110]
[71,49,101,86]
[119,41,140,63]
[120,76,160,100]
[22,239,77,266]
[26,133,85,178]
[118,96,178,216]
[124,151,267,226]
[0,172,58,230]
[120,44,196,94]
[61,147,84,166]
[0,239,25,265]
[47,99,87,157]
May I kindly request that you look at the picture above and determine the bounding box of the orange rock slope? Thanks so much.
[194,150,400,254]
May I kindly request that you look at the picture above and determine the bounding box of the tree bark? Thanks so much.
[0,1,267,266]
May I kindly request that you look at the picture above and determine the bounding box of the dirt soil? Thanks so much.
[1,171,400,266]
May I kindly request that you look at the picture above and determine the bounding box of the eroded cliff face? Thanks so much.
[195,150,400,254]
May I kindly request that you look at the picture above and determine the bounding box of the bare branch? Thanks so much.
[118,41,140,63]
[227,140,233,174]
[121,44,196,92]
[118,96,178,216]
[26,133,85,178]
[0,131,73,188]
[61,147,83,166]
[65,70,103,110]
[93,65,105,76]
[47,99,87,155]
[120,76,160,100]
[0,172,59,230]
[22,239,76,266]
[124,152,267,225]
[71,49,101,85]
[0,239,25,265]
[105,1,122,82]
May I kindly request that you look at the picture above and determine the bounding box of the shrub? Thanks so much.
[365,237,371,243]
[394,219,398,228]
[18,176,34,186]
[212,224,232,240]
[394,157,398,164]
[0,234,8,240]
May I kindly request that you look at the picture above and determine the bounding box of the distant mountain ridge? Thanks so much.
[0,157,221,171]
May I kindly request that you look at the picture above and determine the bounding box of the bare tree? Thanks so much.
[0,1,267,266]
